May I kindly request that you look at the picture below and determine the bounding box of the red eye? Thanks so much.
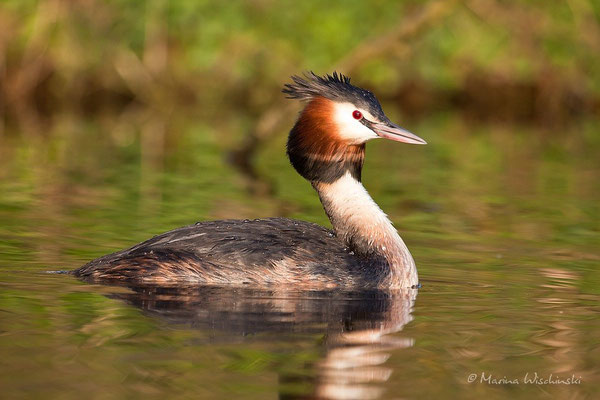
[352,110,363,120]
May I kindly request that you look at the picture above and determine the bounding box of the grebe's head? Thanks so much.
[283,72,426,183]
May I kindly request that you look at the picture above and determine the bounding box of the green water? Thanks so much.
[1,113,599,399]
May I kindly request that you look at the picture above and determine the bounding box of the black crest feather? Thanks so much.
[282,71,386,120]
[283,71,352,101]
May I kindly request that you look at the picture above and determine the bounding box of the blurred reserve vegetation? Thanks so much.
[1,0,599,138]
[0,0,599,227]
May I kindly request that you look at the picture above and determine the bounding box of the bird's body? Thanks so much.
[74,72,426,289]
[76,218,387,288]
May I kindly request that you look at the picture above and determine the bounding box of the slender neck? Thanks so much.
[313,172,418,288]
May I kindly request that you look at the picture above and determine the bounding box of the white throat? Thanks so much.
[314,172,418,287]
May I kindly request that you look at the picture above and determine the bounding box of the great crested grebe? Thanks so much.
[74,72,427,289]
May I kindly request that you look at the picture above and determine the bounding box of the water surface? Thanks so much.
[1,114,598,399]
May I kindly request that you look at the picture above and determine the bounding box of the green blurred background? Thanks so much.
[1,0,599,267]
[1,2,599,399]
[2,0,599,136]
[1,0,598,266]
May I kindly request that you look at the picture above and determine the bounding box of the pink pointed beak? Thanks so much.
[371,122,427,145]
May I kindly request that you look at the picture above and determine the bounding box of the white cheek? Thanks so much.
[332,103,378,144]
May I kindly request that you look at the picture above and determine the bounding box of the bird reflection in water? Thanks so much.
[108,285,417,400]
